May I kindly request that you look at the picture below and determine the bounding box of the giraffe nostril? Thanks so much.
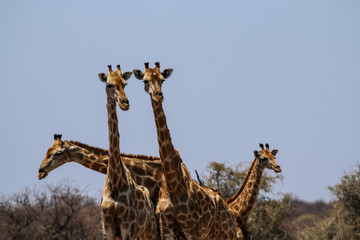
[155,91,163,97]
[39,168,45,173]
[121,99,129,105]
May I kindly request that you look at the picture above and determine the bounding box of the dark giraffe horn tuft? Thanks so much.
[265,143,270,149]
[117,65,121,70]
[155,62,160,68]
[259,143,264,150]
[107,65,112,71]
[54,134,62,140]
[144,62,149,68]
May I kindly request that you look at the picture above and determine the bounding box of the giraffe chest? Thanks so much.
[101,187,154,237]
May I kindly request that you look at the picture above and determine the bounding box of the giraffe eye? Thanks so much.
[54,152,62,156]
[106,83,114,88]
[143,80,149,84]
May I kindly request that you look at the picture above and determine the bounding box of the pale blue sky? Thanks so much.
[1,1,359,202]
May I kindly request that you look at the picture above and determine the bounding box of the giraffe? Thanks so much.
[38,134,163,205]
[98,65,159,240]
[227,143,281,240]
[134,62,239,240]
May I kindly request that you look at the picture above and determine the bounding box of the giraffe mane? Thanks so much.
[68,140,161,161]
[120,153,161,161]
[226,159,257,204]
[68,140,109,155]
[203,185,223,197]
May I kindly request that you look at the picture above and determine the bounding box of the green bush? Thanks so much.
[297,163,360,239]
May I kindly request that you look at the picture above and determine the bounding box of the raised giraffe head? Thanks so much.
[253,143,281,173]
[38,134,71,179]
[98,65,132,111]
[133,62,173,102]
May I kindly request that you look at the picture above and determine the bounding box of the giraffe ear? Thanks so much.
[133,69,144,80]
[161,68,173,79]
[98,73,107,82]
[63,141,71,149]
[253,150,259,158]
[271,149,278,156]
[122,72,132,81]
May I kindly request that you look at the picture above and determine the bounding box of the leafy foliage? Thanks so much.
[248,194,295,240]
[297,163,360,239]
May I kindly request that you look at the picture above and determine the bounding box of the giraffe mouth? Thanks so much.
[273,166,282,173]
[38,171,48,179]
[151,94,164,103]
[38,168,48,179]
[118,101,130,111]
[116,94,130,111]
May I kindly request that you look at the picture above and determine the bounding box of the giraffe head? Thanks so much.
[38,134,71,179]
[253,143,281,173]
[133,62,173,102]
[98,65,132,111]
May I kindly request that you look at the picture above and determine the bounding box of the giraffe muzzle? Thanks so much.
[154,91,163,97]
[274,165,282,173]
[118,98,130,111]
[121,99,129,105]
[153,91,164,102]
[38,168,48,179]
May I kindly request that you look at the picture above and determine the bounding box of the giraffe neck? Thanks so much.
[227,160,256,204]
[229,158,264,222]
[151,98,184,192]
[65,141,108,174]
[106,91,129,189]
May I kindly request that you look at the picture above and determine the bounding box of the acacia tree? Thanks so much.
[203,161,283,199]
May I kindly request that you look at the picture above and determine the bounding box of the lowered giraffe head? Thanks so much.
[133,62,173,102]
[98,65,132,111]
[38,134,71,179]
[254,143,281,173]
